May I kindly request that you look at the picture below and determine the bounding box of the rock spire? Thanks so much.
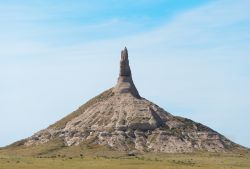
[113,47,141,98]
[120,47,131,76]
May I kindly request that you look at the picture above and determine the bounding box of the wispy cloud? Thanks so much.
[0,0,249,147]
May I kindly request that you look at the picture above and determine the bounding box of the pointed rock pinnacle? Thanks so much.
[120,47,131,76]
[113,47,141,98]
[14,47,244,153]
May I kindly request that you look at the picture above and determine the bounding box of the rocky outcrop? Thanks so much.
[119,47,131,76]
[23,92,240,153]
[15,47,245,153]
[113,47,140,98]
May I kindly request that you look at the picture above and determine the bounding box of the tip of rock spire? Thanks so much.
[121,47,128,61]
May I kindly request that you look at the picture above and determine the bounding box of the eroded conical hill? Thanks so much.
[8,48,245,153]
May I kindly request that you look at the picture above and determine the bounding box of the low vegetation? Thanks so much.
[1,139,249,169]
[0,151,249,169]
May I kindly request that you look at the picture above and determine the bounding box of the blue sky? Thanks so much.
[0,0,209,48]
[0,0,250,148]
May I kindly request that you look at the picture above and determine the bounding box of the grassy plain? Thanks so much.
[0,139,249,169]
[0,152,249,169]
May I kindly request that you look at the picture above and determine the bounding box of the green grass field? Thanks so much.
[0,152,249,169]
[1,139,249,169]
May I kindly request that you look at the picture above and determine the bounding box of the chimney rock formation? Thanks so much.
[113,47,140,98]
[8,47,246,154]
